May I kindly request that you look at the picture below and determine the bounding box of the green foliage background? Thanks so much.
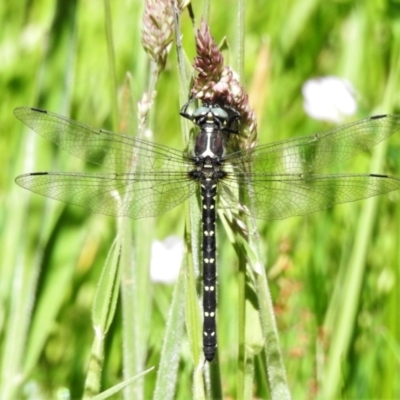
[1,0,400,399]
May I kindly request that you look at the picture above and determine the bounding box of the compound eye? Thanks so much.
[192,106,210,119]
[211,107,228,122]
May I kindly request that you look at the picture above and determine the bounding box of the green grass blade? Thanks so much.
[83,238,121,398]
[153,264,186,400]
[92,367,155,400]
[103,0,119,128]
[320,20,400,399]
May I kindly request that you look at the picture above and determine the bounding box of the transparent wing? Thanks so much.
[14,107,192,173]
[220,173,400,220]
[225,114,400,174]
[16,171,197,219]
[15,107,400,221]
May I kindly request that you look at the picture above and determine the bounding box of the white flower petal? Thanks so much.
[302,76,357,123]
[150,236,183,284]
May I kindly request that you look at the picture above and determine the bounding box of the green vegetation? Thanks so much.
[1,0,399,399]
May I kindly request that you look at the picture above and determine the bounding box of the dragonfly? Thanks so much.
[14,105,400,361]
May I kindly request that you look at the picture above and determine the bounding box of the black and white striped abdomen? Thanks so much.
[201,178,218,361]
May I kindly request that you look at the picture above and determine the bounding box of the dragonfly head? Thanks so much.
[181,100,241,134]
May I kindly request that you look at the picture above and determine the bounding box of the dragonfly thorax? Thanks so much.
[189,155,226,182]
[194,129,226,158]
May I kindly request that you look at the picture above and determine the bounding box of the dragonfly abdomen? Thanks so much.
[201,177,218,361]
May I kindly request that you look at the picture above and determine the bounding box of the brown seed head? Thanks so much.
[191,20,257,143]
[142,0,176,72]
